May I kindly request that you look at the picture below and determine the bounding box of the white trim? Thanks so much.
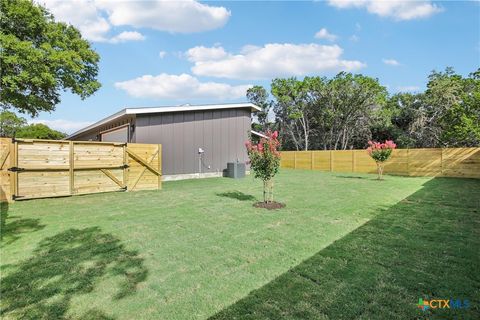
[251,130,268,139]
[67,103,260,139]
[162,170,251,181]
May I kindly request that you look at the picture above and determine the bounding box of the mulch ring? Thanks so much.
[253,201,286,210]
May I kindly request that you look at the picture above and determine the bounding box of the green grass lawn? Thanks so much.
[1,169,479,319]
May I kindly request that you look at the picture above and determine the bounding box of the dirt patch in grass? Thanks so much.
[253,201,286,210]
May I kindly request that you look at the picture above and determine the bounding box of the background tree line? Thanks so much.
[0,110,66,139]
[248,67,480,150]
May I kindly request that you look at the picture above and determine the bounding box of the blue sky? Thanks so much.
[32,0,479,133]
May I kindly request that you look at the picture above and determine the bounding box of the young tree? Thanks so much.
[367,140,397,180]
[245,131,281,203]
[0,0,101,117]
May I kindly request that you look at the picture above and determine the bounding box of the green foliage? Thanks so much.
[271,77,314,150]
[246,131,281,202]
[255,68,479,150]
[0,110,26,136]
[0,0,101,116]
[246,86,272,132]
[0,110,65,138]
[434,69,480,147]
[268,73,387,150]
[16,123,66,139]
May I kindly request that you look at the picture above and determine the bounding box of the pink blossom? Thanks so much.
[258,142,264,152]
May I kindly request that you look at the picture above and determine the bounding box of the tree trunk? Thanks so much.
[376,162,384,180]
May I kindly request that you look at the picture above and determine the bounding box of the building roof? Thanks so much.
[67,103,260,139]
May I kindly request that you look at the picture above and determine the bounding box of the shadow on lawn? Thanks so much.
[335,175,371,180]
[0,227,148,319]
[217,191,256,201]
[1,202,45,245]
[210,178,480,320]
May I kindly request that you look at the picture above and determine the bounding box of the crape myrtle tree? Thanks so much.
[367,140,397,180]
[245,131,281,203]
[0,0,101,117]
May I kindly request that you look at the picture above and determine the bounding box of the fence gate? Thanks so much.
[0,138,161,202]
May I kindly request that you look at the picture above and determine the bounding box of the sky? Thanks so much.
[31,0,480,133]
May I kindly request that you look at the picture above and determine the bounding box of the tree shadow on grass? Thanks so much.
[217,191,256,201]
[334,175,371,180]
[210,178,480,320]
[1,202,45,245]
[0,227,148,319]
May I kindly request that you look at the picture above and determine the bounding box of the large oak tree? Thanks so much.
[0,0,101,117]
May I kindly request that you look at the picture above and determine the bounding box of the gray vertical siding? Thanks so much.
[135,108,251,175]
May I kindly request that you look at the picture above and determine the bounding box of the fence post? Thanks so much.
[158,144,162,189]
[441,148,444,176]
[14,141,18,198]
[311,151,314,170]
[69,141,74,195]
[407,148,410,176]
[294,151,297,169]
[123,144,128,190]
[330,150,333,172]
[8,139,15,202]
[352,150,356,172]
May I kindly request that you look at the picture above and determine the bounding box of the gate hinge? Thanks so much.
[122,164,130,169]
[12,195,24,200]
[8,167,25,172]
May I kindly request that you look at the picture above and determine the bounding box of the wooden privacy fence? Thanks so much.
[0,138,162,202]
[280,148,480,179]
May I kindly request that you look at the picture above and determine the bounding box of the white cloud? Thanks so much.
[41,0,110,42]
[397,86,420,92]
[115,73,252,100]
[159,51,167,59]
[39,0,230,42]
[109,31,145,43]
[186,46,229,62]
[187,43,366,80]
[29,119,94,134]
[314,28,338,41]
[383,58,400,66]
[327,0,443,21]
[98,0,230,33]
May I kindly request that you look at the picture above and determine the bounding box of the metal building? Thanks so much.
[67,103,260,180]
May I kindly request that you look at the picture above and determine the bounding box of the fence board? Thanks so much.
[0,138,162,202]
[0,138,12,202]
[281,148,480,179]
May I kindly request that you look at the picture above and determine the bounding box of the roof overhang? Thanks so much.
[67,103,260,140]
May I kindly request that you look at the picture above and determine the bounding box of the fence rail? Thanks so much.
[0,138,162,202]
[280,148,480,179]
